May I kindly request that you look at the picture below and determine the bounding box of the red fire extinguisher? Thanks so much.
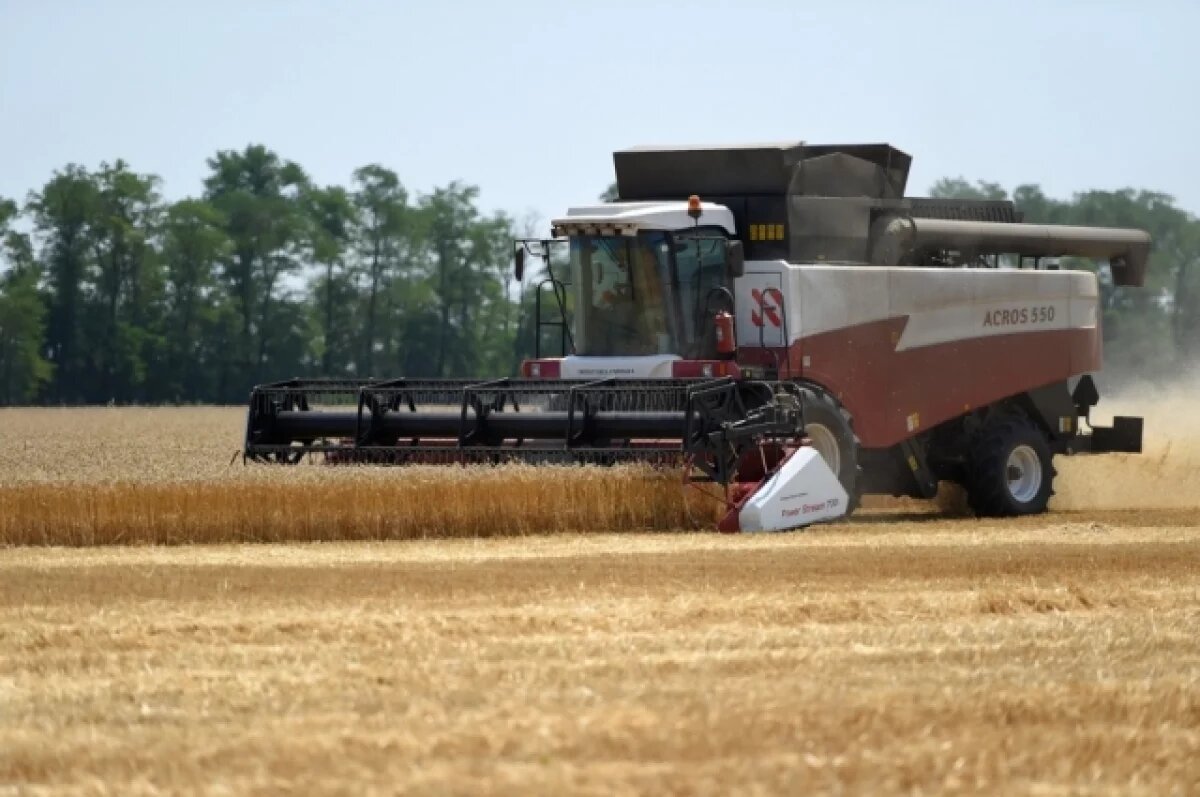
[714,311,736,356]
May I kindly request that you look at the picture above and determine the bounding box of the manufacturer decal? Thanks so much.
[781,496,840,517]
[751,288,785,328]
[576,368,636,376]
[982,305,1056,327]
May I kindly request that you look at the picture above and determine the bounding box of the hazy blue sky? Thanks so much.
[2,1,1197,224]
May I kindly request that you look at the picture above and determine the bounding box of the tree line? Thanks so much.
[0,145,534,404]
[0,149,1197,405]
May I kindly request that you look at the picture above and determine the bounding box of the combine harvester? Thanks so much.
[245,142,1148,531]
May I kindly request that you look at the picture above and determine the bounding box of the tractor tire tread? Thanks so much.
[966,414,1054,517]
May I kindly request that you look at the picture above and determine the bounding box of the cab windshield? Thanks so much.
[568,230,730,358]
[570,233,675,356]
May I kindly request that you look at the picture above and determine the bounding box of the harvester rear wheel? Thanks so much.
[795,386,861,512]
[966,414,1055,516]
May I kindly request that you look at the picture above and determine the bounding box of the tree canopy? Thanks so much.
[1,146,530,404]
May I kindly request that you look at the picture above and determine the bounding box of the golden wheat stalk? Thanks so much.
[0,465,722,546]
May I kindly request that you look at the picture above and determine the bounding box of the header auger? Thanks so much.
[247,140,1149,532]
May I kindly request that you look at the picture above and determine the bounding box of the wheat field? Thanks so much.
[1,393,1198,794]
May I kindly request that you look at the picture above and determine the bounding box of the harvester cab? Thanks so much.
[517,199,745,375]
[245,140,1152,533]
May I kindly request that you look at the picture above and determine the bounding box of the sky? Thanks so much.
[2,0,1198,227]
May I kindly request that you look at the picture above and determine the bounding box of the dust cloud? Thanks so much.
[1052,376,1200,511]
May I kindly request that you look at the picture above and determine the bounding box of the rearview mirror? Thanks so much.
[514,246,526,282]
[726,240,745,279]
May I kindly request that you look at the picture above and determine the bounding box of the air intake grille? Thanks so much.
[908,198,1023,223]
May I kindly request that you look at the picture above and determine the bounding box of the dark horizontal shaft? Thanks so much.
[273,409,691,442]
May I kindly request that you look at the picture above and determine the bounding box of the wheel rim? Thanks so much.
[1006,444,1043,504]
[805,422,841,474]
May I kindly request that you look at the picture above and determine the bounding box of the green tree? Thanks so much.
[0,198,52,403]
[418,183,519,377]
[88,160,163,401]
[423,182,481,377]
[203,145,310,387]
[304,184,357,375]
[465,211,520,374]
[350,166,410,376]
[928,177,1009,202]
[160,199,232,399]
[27,166,98,402]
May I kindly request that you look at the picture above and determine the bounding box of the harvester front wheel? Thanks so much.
[966,414,1055,516]
[796,387,861,512]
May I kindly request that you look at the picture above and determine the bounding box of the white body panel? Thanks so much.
[738,447,849,532]
[559,354,679,379]
[733,261,1100,350]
